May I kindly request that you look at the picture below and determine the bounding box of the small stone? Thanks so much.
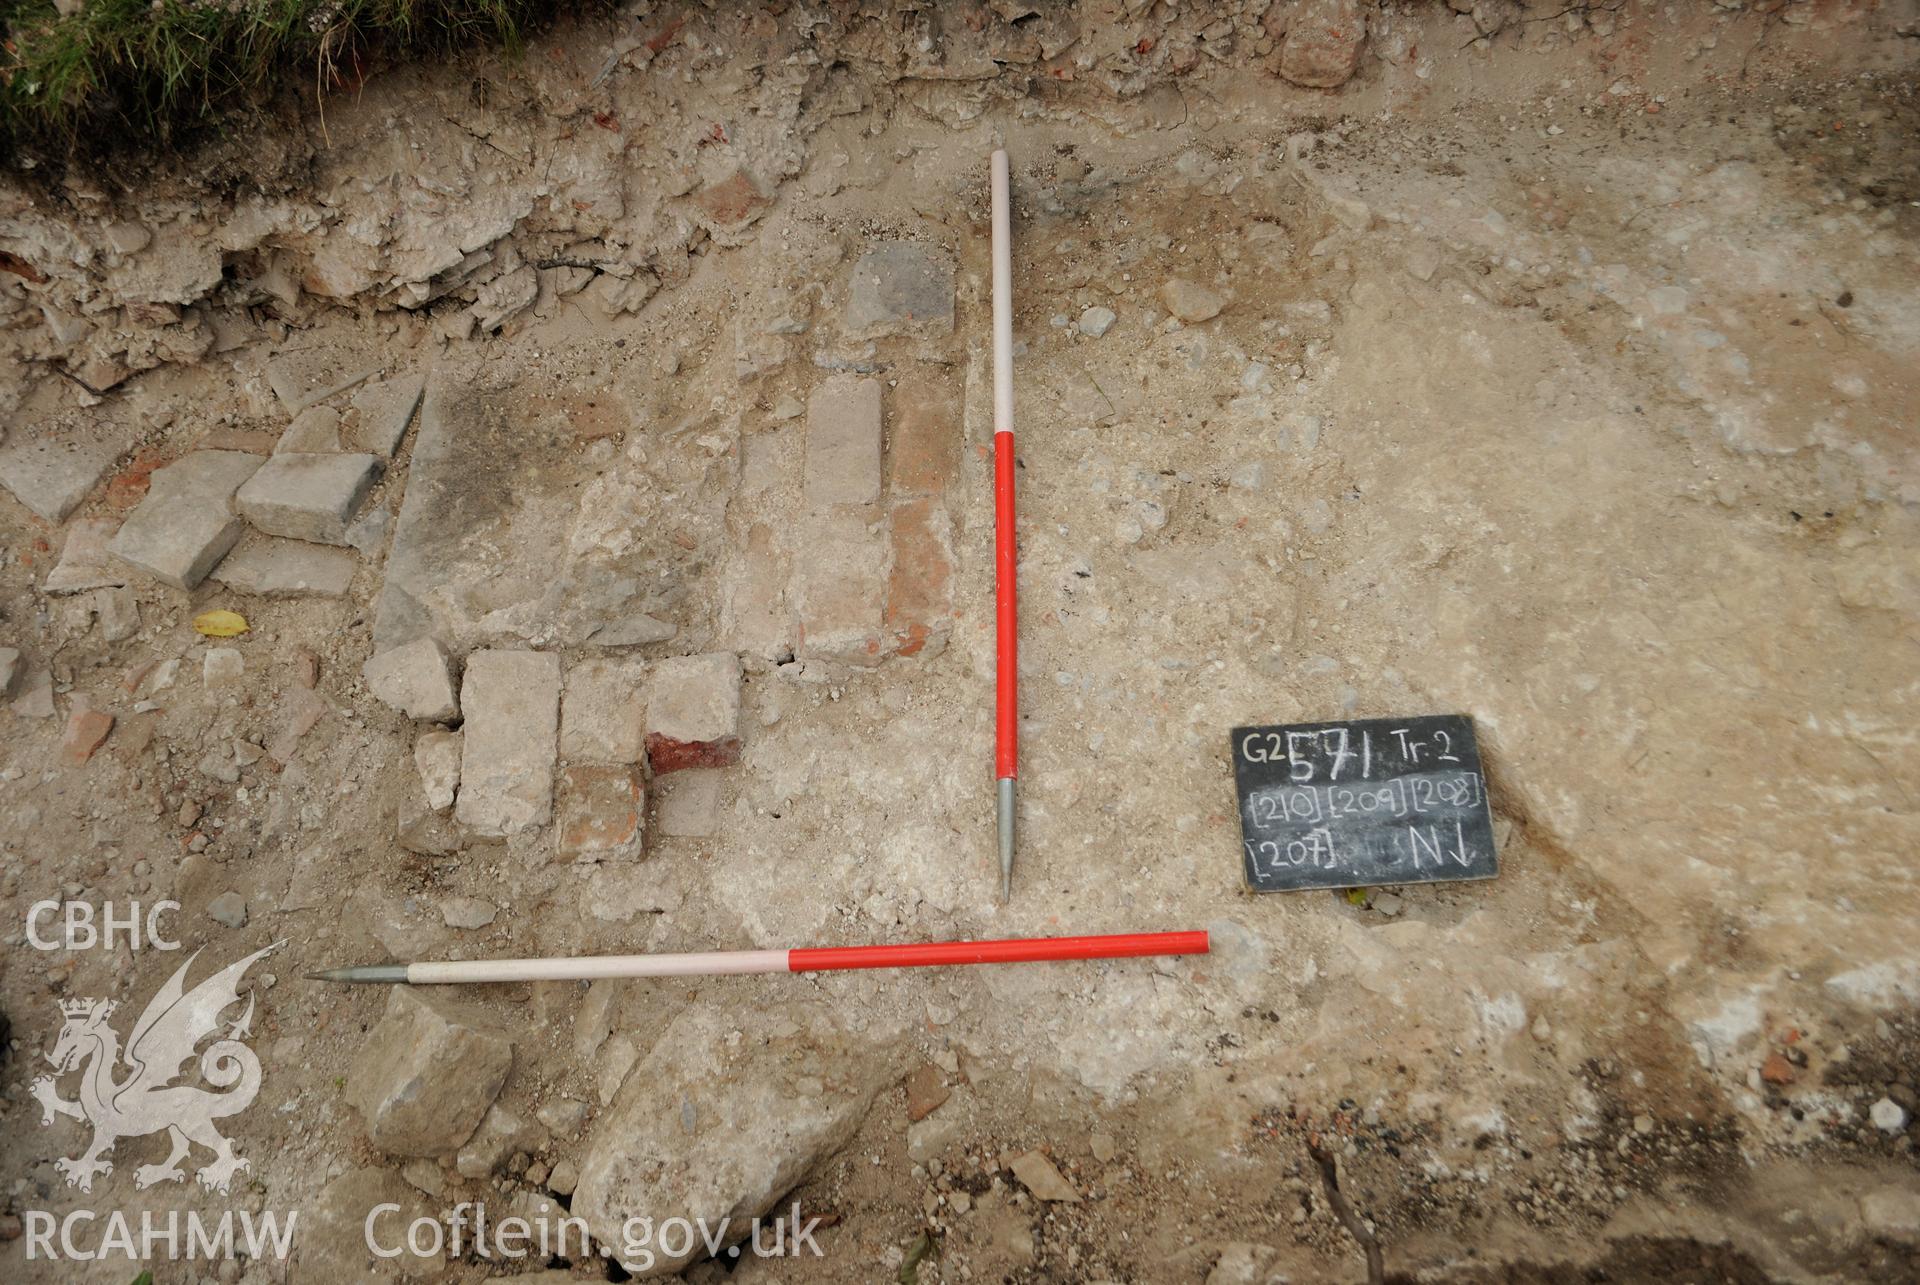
[1633,1114,1655,1135]
[1078,306,1117,337]
[1862,1186,1920,1239]
[646,652,742,773]
[455,1105,547,1179]
[692,168,772,233]
[1760,1052,1796,1086]
[1276,0,1368,89]
[44,518,128,593]
[556,764,646,862]
[236,452,382,546]
[12,667,55,719]
[203,648,245,688]
[1371,892,1403,916]
[1208,1243,1285,1285]
[907,1111,963,1164]
[769,394,804,421]
[1160,278,1225,323]
[1090,1132,1117,1163]
[654,769,724,838]
[345,373,426,456]
[276,405,341,453]
[905,1065,950,1122]
[415,729,461,812]
[1405,241,1442,282]
[1872,1097,1909,1135]
[804,375,883,508]
[844,242,955,339]
[536,1098,590,1137]
[94,587,139,642]
[108,451,263,589]
[265,685,328,765]
[548,1159,580,1196]
[347,987,513,1157]
[456,649,562,836]
[1531,1016,1552,1043]
[211,539,358,598]
[206,891,248,928]
[1009,1150,1079,1203]
[440,895,496,930]
[0,647,17,697]
[1648,285,1689,316]
[364,637,459,722]
[59,706,114,765]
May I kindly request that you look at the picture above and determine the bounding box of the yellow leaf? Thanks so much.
[1344,888,1370,906]
[193,609,249,638]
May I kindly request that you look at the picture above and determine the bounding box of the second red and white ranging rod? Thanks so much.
[991,148,1019,902]
[307,930,1210,984]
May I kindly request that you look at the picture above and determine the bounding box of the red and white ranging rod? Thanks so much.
[308,931,1211,985]
[991,147,1020,901]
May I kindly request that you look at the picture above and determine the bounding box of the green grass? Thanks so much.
[0,0,558,161]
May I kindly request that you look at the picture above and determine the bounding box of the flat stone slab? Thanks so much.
[236,452,381,545]
[0,422,134,522]
[804,376,882,508]
[264,349,381,415]
[108,450,264,589]
[211,537,358,598]
[374,375,716,654]
[844,242,955,340]
[43,517,127,593]
[346,373,426,456]
[456,649,561,836]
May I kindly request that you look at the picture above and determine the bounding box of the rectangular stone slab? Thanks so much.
[456,649,561,836]
[108,450,264,589]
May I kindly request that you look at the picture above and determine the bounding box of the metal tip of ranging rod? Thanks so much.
[305,964,408,984]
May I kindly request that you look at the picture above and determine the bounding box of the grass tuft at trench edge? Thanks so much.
[0,0,577,168]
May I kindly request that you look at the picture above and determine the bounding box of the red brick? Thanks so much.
[693,169,770,231]
[60,706,114,766]
[885,496,953,658]
[889,371,959,498]
[645,733,742,774]
[557,764,645,861]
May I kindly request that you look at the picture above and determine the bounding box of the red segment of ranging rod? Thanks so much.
[994,431,1018,782]
[790,930,1209,973]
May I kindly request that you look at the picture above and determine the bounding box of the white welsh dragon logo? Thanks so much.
[30,942,281,1195]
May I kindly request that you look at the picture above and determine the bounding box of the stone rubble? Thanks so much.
[413,729,462,812]
[363,637,459,723]
[572,1007,879,1277]
[347,987,513,1157]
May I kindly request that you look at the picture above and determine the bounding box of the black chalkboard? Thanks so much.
[1231,714,1498,892]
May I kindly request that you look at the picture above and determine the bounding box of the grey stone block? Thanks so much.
[107,450,264,589]
[236,452,381,546]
